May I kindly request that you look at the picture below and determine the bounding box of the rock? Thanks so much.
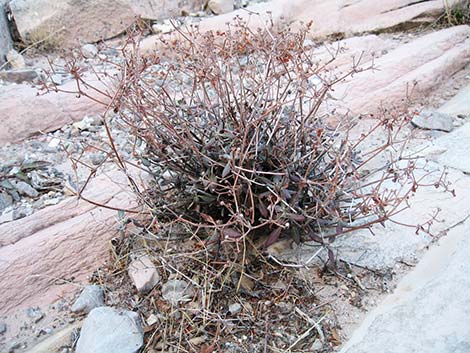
[439,85,470,118]
[411,109,454,132]
[11,180,39,198]
[151,23,175,34]
[207,0,233,14]
[128,255,160,294]
[0,322,6,334]
[71,285,104,314]
[228,303,242,315]
[0,69,40,84]
[340,220,470,353]
[27,307,44,323]
[81,44,98,59]
[330,26,470,115]
[161,279,193,305]
[420,123,470,175]
[0,171,137,319]
[0,73,106,145]
[23,323,80,353]
[146,313,159,326]
[0,191,13,213]
[7,0,206,48]
[50,73,63,85]
[75,307,143,353]
[6,49,25,69]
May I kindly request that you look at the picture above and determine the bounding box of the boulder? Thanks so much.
[75,307,143,353]
[439,85,470,117]
[7,0,206,47]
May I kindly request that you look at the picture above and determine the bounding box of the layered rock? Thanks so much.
[7,0,206,47]
[0,172,137,315]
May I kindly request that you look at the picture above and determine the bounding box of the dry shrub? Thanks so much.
[50,20,448,259]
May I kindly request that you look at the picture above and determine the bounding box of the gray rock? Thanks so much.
[75,307,143,353]
[228,303,242,315]
[161,279,193,306]
[420,123,470,174]
[0,322,6,334]
[27,307,44,323]
[81,44,98,59]
[128,255,160,294]
[439,85,470,118]
[0,69,40,84]
[411,109,454,132]
[340,220,470,353]
[0,191,13,213]
[11,180,39,198]
[71,285,104,314]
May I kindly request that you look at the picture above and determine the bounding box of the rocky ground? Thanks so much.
[0,0,469,352]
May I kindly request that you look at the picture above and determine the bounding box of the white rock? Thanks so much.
[207,0,233,14]
[128,255,160,293]
[82,44,98,59]
[228,303,242,315]
[6,49,25,69]
[411,109,454,132]
[71,285,104,314]
[152,23,175,34]
[75,307,143,353]
[161,279,193,305]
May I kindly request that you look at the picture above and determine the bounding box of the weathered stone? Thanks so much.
[411,109,454,132]
[0,322,6,334]
[161,279,193,305]
[0,73,106,145]
[0,191,13,213]
[71,285,104,314]
[228,303,242,315]
[128,255,160,293]
[6,49,25,69]
[420,123,470,174]
[0,68,40,84]
[439,85,470,117]
[81,44,98,59]
[23,323,80,353]
[207,0,233,14]
[340,220,470,353]
[75,307,143,353]
[0,171,137,317]
[11,180,38,198]
[330,26,470,115]
[7,0,206,47]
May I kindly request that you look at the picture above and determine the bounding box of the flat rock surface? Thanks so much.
[438,84,470,117]
[0,77,105,145]
[420,123,470,174]
[340,219,470,353]
[0,172,136,316]
[75,307,143,353]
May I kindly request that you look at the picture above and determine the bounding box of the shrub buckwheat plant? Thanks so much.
[50,20,448,260]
